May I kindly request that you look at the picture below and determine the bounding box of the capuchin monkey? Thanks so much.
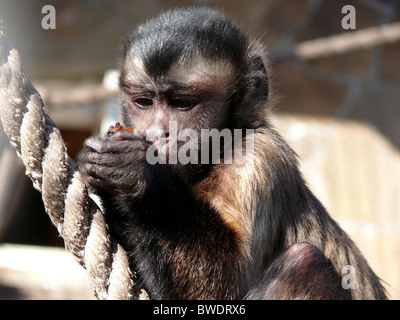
[77,8,387,300]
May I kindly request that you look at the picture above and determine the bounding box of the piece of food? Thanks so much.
[103,122,134,141]
[108,122,134,133]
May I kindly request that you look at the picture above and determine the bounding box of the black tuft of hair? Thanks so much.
[124,8,248,78]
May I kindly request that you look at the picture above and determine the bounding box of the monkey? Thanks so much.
[77,8,387,300]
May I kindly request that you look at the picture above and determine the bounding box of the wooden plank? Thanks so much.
[0,244,94,299]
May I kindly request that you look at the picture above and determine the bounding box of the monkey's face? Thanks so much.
[120,51,236,164]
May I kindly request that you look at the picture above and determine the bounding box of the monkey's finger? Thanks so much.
[82,162,129,189]
[103,130,145,142]
[79,162,108,189]
[104,141,148,156]
[84,137,127,154]
[84,137,105,153]
[85,137,148,154]
[87,153,130,167]
[81,162,106,180]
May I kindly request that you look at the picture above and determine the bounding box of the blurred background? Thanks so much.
[0,0,399,299]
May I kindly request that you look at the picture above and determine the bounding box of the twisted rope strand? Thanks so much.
[0,24,147,300]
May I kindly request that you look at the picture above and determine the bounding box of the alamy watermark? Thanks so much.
[342,5,356,30]
[41,5,56,30]
[342,265,356,290]
[144,121,255,166]
[41,4,356,31]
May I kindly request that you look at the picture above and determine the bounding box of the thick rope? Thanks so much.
[0,23,148,300]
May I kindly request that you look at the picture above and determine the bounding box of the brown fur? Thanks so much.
[194,120,387,299]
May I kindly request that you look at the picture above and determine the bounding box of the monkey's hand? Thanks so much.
[77,131,149,197]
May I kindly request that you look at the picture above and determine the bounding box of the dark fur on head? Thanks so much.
[123,8,247,76]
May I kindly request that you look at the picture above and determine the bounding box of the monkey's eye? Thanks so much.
[170,98,196,110]
[134,98,153,108]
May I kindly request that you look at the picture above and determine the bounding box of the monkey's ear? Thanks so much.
[246,55,269,106]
